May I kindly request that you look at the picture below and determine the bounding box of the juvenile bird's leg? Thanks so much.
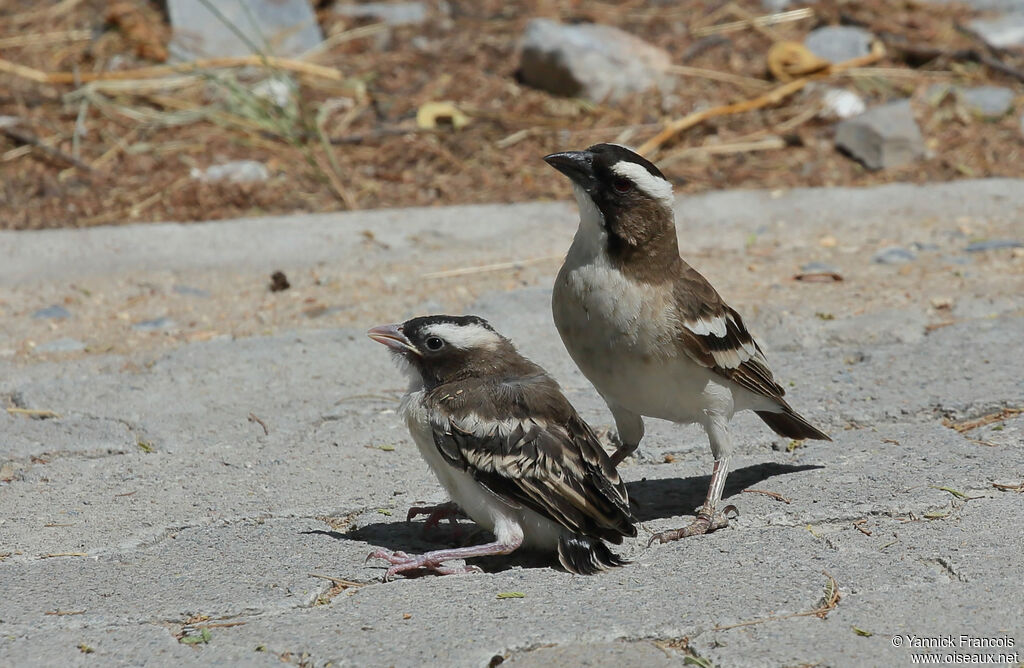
[367,536,524,580]
[648,456,737,545]
[406,501,465,530]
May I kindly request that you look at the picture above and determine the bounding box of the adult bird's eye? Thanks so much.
[612,177,633,193]
[425,337,444,351]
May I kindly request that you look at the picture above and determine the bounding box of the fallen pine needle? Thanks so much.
[853,519,872,536]
[0,30,93,49]
[741,488,791,504]
[667,64,773,91]
[45,609,86,616]
[659,136,788,167]
[248,412,270,436]
[41,552,88,558]
[194,621,247,629]
[6,407,62,419]
[992,481,1024,492]
[422,255,563,279]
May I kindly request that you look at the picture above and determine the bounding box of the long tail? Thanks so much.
[557,534,628,575]
[756,405,831,441]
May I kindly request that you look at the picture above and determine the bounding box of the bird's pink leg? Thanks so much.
[406,501,465,529]
[649,457,737,545]
[367,536,523,580]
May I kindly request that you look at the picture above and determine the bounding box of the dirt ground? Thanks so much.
[1,0,1023,230]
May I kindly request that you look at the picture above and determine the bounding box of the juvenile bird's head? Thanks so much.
[544,143,678,254]
[368,315,526,388]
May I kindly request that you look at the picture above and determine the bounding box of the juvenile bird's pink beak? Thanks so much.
[367,323,419,355]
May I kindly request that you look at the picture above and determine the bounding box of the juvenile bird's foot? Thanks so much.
[647,505,738,546]
[406,502,466,534]
[366,547,484,580]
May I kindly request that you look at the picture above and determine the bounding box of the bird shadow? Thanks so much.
[305,462,821,575]
[626,461,823,522]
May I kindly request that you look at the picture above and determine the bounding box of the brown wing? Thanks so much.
[673,264,786,403]
[426,376,637,543]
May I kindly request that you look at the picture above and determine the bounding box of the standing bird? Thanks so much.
[367,315,637,577]
[544,143,830,544]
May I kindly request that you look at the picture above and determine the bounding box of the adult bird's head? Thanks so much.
[368,315,520,388]
[544,143,678,252]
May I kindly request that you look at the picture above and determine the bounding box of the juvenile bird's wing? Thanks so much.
[673,264,786,402]
[427,378,636,543]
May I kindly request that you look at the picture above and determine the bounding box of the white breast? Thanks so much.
[399,391,563,550]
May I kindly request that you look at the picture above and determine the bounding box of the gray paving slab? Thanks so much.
[2,181,1023,667]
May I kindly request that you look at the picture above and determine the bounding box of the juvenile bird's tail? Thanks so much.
[756,405,831,441]
[557,534,628,575]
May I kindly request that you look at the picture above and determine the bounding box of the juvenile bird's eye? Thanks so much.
[425,336,444,351]
[612,177,633,193]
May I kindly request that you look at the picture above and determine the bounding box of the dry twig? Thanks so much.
[1,125,94,172]
[943,407,1023,433]
[741,488,792,504]
[691,7,814,37]
[422,255,563,279]
[714,572,840,630]
[5,407,62,419]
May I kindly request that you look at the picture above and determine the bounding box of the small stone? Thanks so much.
[804,26,874,64]
[269,271,290,292]
[132,317,177,331]
[36,338,86,353]
[965,239,1023,252]
[0,115,21,129]
[835,100,926,170]
[820,88,866,120]
[251,78,296,109]
[32,305,71,320]
[968,12,1024,49]
[518,19,673,103]
[168,0,323,60]
[956,86,1015,118]
[173,285,211,298]
[335,2,426,26]
[872,247,916,264]
[191,160,269,184]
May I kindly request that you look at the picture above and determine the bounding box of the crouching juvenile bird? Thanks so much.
[543,143,830,544]
[367,314,637,577]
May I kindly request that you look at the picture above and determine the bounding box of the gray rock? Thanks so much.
[35,338,86,353]
[518,19,673,102]
[872,246,916,264]
[762,0,793,10]
[965,239,1022,252]
[191,160,269,184]
[132,317,177,332]
[335,2,426,26]
[804,26,874,64]
[0,115,21,129]
[168,0,323,60]
[32,305,70,320]
[835,100,926,170]
[957,86,1015,118]
[968,12,1024,48]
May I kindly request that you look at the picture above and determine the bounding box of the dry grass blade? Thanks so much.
[0,55,343,85]
[660,136,788,167]
[943,407,1022,433]
[741,488,792,504]
[667,65,773,91]
[307,573,368,588]
[40,552,88,558]
[713,572,840,630]
[0,30,92,49]
[691,7,814,37]
[2,0,84,23]
[45,609,86,616]
[422,255,563,279]
[6,407,62,418]
[992,481,1024,492]
[639,43,886,157]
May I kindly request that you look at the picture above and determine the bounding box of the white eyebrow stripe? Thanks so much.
[423,322,501,350]
[610,161,674,206]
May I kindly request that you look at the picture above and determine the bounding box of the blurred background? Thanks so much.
[1,0,1022,230]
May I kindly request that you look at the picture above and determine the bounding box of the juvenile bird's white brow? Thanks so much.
[423,323,501,349]
[610,161,674,206]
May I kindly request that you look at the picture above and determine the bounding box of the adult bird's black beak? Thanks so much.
[367,324,421,356]
[543,150,597,191]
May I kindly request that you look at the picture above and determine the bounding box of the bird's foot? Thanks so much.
[647,505,738,546]
[406,502,466,534]
[365,547,483,580]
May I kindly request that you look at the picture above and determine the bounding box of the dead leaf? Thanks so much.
[767,41,830,81]
[416,102,471,130]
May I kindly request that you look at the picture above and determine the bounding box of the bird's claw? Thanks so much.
[366,547,483,580]
[647,505,738,546]
[406,502,465,532]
